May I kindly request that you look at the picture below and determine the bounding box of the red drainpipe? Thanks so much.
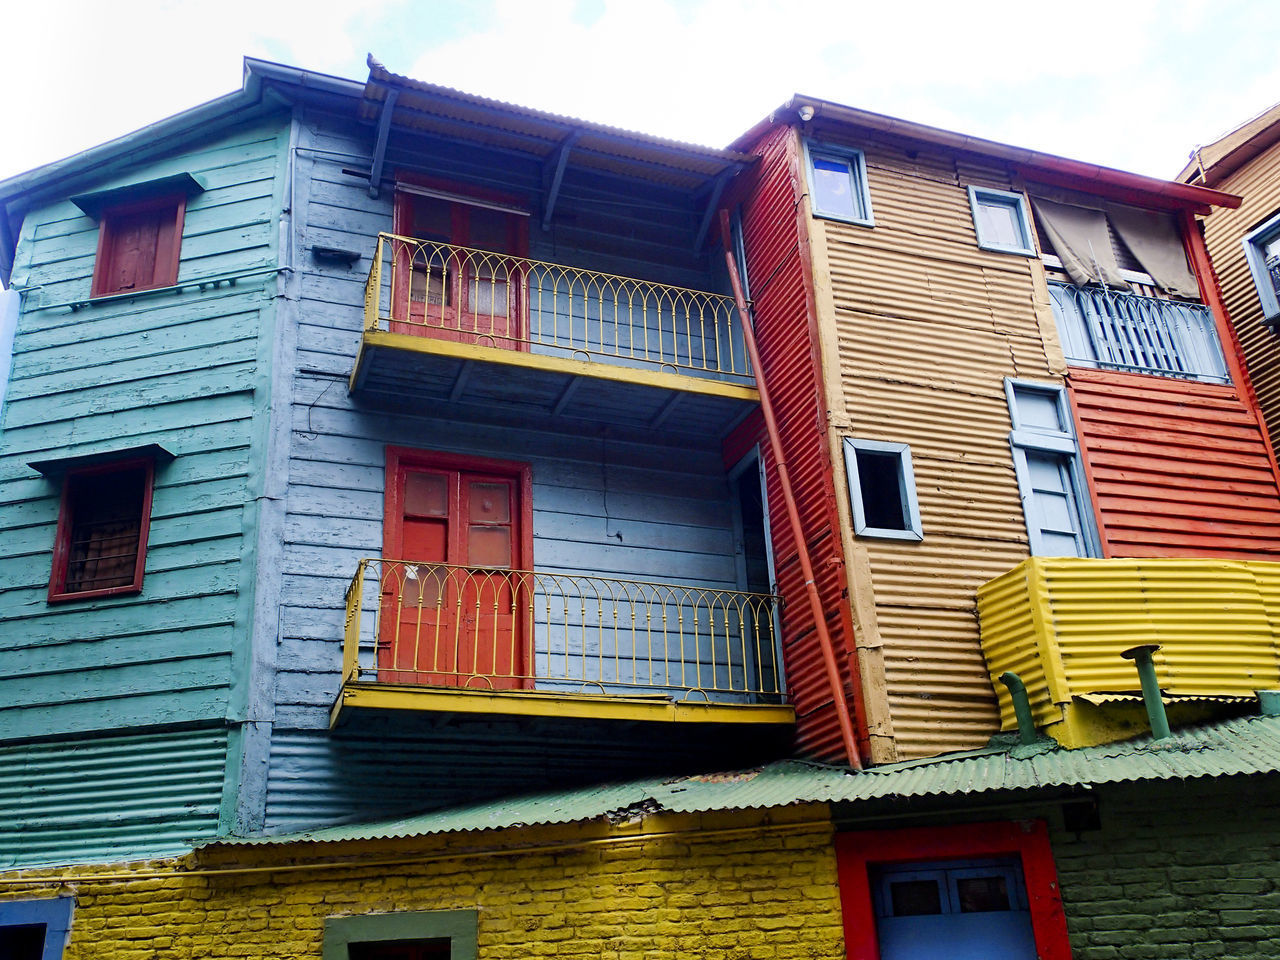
[719,210,863,771]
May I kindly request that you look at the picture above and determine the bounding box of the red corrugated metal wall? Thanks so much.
[735,125,867,761]
[1070,368,1280,558]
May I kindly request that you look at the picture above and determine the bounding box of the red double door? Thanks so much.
[390,187,528,347]
[379,449,531,689]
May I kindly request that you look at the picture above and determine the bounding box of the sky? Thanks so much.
[2,0,1279,186]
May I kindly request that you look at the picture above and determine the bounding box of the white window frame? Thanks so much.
[842,438,923,541]
[1003,379,1100,558]
[1242,210,1280,323]
[803,140,874,227]
[968,186,1036,256]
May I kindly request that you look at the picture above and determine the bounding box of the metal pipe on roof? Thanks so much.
[999,672,1038,746]
[1121,645,1173,741]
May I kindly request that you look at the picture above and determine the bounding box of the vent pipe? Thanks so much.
[998,672,1038,745]
[1121,644,1172,740]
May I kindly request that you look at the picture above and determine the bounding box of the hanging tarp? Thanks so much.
[1106,204,1200,298]
[1031,198,1129,289]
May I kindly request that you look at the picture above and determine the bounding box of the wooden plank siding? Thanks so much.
[0,115,290,862]
[1198,139,1280,442]
[735,124,865,763]
[812,133,1059,761]
[1068,368,1280,558]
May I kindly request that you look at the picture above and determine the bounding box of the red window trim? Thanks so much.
[835,819,1071,960]
[90,194,186,299]
[382,447,534,573]
[48,457,155,603]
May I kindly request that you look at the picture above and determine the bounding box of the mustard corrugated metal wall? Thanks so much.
[740,125,864,762]
[815,140,1055,759]
[1201,140,1280,441]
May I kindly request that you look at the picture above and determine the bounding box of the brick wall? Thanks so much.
[0,808,845,960]
[1052,776,1280,959]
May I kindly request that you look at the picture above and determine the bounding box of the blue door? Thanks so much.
[873,858,1037,960]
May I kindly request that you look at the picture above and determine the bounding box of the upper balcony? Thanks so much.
[349,233,760,438]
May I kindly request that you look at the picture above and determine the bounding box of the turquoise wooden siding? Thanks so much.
[0,115,291,857]
[0,726,227,866]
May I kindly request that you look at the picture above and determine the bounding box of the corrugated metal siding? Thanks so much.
[1069,367,1280,557]
[823,139,1056,759]
[739,125,861,762]
[0,727,227,866]
[1201,140,1280,441]
[978,557,1280,730]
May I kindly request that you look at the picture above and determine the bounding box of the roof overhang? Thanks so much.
[1178,100,1280,187]
[734,95,1242,217]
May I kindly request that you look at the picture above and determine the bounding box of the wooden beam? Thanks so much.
[551,376,582,416]
[694,169,734,253]
[368,89,399,199]
[448,359,474,402]
[542,131,581,231]
[650,392,683,429]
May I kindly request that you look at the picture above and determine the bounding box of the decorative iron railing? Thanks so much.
[363,233,751,380]
[1047,281,1229,384]
[341,559,783,701]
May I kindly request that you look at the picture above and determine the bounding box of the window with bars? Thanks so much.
[48,460,154,602]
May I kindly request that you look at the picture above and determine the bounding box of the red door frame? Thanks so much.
[835,820,1071,960]
[382,447,535,687]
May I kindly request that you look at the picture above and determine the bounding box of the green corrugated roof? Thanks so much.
[210,713,1280,848]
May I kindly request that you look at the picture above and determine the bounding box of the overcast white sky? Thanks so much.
[2,0,1278,185]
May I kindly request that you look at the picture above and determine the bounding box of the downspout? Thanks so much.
[719,210,863,770]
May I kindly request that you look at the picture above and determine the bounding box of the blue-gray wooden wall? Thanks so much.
[0,113,291,863]
[251,107,747,830]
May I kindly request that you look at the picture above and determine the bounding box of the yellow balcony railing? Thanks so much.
[362,233,752,380]
[341,558,782,701]
[977,557,1280,745]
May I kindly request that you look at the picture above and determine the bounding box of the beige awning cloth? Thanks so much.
[1107,205,1200,298]
[1031,198,1129,289]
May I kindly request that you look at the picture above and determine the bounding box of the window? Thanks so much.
[90,195,186,298]
[842,439,923,541]
[48,459,154,602]
[1243,210,1280,324]
[1004,380,1098,558]
[803,141,874,226]
[323,910,477,960]
[0,898,74,960]
[968,187,1035,256]
[836,822,1071,960]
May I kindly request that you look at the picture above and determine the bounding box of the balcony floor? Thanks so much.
[350,329,760,439]
[331,680,796,728]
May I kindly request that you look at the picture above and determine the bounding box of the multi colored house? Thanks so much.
[3,57,1280,960]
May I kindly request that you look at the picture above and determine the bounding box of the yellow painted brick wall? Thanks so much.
[0,808,844,960]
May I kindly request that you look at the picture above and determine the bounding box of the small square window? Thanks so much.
[91,195,185,298]
[968,186,1035,256]
[49,459,155,602]
[842,438,923,541]
[804,141,874,226]
[1243,211,1280,324]
[323,910,477,960]
[0,898,73,960]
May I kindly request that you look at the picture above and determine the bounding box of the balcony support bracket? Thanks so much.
[542,131,581,231]
[551,375,582,416]
[695,169,734,254]
[368,88,399,199]
[448,359,474,402]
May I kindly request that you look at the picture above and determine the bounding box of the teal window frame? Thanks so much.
[323,910,478,960]
[842,438,923,541]
[0,897,74,960]
[1003,379,1100,558]
[803,140,874,226]
[968,186,1035,256]
[1242,210,1280,323]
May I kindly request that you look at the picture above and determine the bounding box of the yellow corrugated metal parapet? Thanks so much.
[977,558,1057,733]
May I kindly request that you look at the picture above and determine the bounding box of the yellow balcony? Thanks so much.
[333,559,794,727]
[977,557,1280,747]
[350,234,760,436]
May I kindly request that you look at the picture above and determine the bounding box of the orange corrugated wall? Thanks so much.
[735,124,868,761]
[1070,367,1280,558]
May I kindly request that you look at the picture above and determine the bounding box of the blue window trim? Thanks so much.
[323,909,478,960]
[968,186,1036,256]
[1003,379,1100,558]
[803,140,874,227]
[1242,210,1280,323]
[0,897,74,960]
[842,438,923,541]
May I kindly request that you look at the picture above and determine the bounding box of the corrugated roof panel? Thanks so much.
[211,713,1280,848]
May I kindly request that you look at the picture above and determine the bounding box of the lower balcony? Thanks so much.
[333,559,794,727]
[349,234,760,439]
[977,557,1280,747]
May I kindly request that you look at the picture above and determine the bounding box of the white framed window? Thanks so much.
[842,438,922,541]
[969,187,1035,256]
[803,141,874,226]
[1242,210,1280,324]
[1004,379,1099,558]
